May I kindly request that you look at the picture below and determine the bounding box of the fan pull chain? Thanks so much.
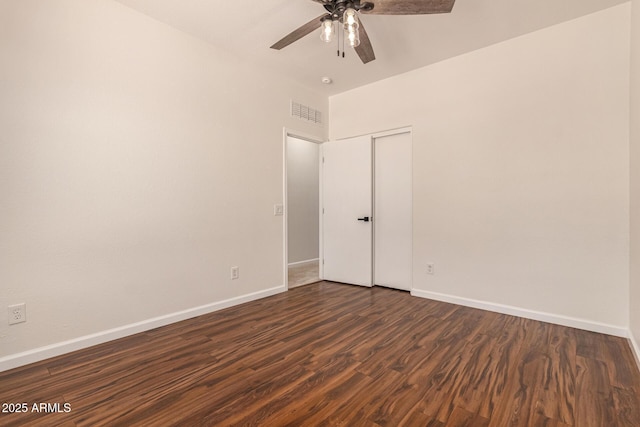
[335,24,345,59]
[337,22,340,57]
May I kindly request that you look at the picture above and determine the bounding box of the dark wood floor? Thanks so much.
[1,282,639,426]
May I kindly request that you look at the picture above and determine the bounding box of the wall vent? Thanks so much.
[291,101,322,125]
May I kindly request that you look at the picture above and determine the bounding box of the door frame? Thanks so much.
[283,126,412,291]
[325,126,413,289]
[282,128,324,290]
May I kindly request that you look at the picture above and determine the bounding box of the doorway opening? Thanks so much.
[284,132,322,289]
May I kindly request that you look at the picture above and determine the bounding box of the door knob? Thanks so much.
[357,216,370,222]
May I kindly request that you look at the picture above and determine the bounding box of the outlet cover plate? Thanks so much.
[8,303,26,325]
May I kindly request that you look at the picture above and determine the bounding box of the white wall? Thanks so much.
[630,0,640,357]
[286,136,320,264]
[330,5,631,333]
[0,0,326,367]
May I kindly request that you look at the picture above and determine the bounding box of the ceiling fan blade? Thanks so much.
[355,21,375,64]
[270,14,329,50]
[362,0,455,15]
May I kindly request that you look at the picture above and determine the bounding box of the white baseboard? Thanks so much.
[630,332,640,371]
[411,289,628,337]
[288,258,319,267]
[0,285,286,373]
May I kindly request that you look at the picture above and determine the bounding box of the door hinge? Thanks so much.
[322,157,325,163]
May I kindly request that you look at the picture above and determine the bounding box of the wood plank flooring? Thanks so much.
[1,282,639,426]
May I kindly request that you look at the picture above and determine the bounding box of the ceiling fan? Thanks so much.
[270,0,456,64]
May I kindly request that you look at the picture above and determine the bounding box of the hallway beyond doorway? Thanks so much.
[288,260,320,288]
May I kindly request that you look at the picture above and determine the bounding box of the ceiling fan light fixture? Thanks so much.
[320,18,335,43]
[343,8,360,48]
[343,8,359,32]
[347,29,360,47]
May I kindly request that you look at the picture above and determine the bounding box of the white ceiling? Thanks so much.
[113,0,628,95]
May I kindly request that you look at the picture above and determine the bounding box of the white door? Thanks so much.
[374,132,412,291]
[321,136,373,287]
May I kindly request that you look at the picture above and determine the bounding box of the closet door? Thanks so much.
[374,131,412,291]
[322,136,373,287]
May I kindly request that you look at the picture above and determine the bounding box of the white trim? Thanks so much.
[283,128,289,290]
[371,126,412,139]
[411,288,628,337]
[319,143,324,281]
[288,258,320,267]
[630,332,640,371]
[285,128,324,145]
[0,286,285,373]
[333,125,412,142]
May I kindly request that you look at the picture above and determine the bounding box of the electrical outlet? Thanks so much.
[427,263,435,275]
[231,266,240,280]
[8,303,26,325]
